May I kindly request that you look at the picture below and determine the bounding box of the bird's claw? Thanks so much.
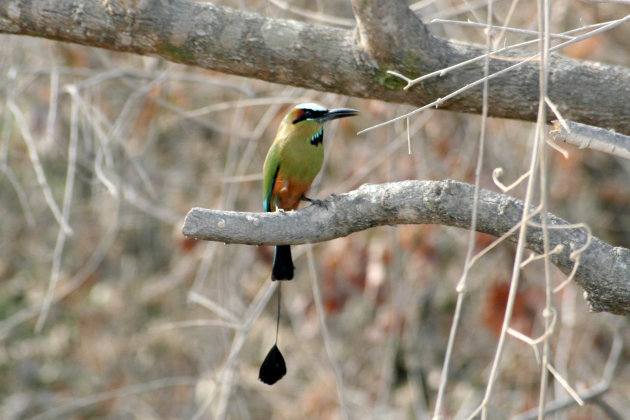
[302,196,328,210]
[311,199,327,208]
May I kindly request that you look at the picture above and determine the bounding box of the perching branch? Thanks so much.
[1,0,630,133]
[183,180,630,315]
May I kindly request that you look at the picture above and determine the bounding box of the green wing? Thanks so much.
[263,142,281,212]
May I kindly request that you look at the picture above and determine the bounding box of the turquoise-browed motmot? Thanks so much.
[262,103,359,280]
[259,103,358,385]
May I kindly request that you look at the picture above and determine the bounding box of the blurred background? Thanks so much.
[1,0,629,419]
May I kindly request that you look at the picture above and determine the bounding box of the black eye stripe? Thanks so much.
[292,109,328,124]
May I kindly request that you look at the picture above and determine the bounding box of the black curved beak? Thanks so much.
[317,108,359,122]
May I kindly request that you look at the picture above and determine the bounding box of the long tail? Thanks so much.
[272,245,294,280]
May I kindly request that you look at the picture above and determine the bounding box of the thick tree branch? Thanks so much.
[1,0,630,134]
[183,180,630,315]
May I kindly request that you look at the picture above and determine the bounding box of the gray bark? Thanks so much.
[1,0,630,133]
[550,120,630,160]
[183,180,630,316]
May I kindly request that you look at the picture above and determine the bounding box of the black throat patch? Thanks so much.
[310,129,323,146]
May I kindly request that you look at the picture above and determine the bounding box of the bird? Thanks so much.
[262,103,359,281]
[259,103,359,386]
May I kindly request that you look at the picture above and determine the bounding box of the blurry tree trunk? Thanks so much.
[1,0,630,133]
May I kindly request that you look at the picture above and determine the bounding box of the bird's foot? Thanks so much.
[302,196,328,209]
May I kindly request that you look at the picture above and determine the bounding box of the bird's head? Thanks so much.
[279,103,359,146]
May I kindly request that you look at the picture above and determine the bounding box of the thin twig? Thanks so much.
[268,0,355,27]
[187,291,242,325]
[408,17,623,90]
[44,62,59,149]
[536,1,555,418]
[35,86,80,332]
[433,1,494,417]
[149,319,240,331]
[547,363,584,406]
[307,245,349,420]
[190,281,277,420]
[28,376,198,420]
[429,19,573,40]
[512,324,624,420]
[8,101,73,235]
[364,15,630,135]
[0,199,121,340]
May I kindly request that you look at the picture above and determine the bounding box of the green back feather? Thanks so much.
[262,112,326,211]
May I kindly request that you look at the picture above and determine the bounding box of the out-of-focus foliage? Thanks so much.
[1,1,629,419]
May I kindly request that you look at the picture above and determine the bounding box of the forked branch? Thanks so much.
[1,0,630,133]
[183,180,630,315]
